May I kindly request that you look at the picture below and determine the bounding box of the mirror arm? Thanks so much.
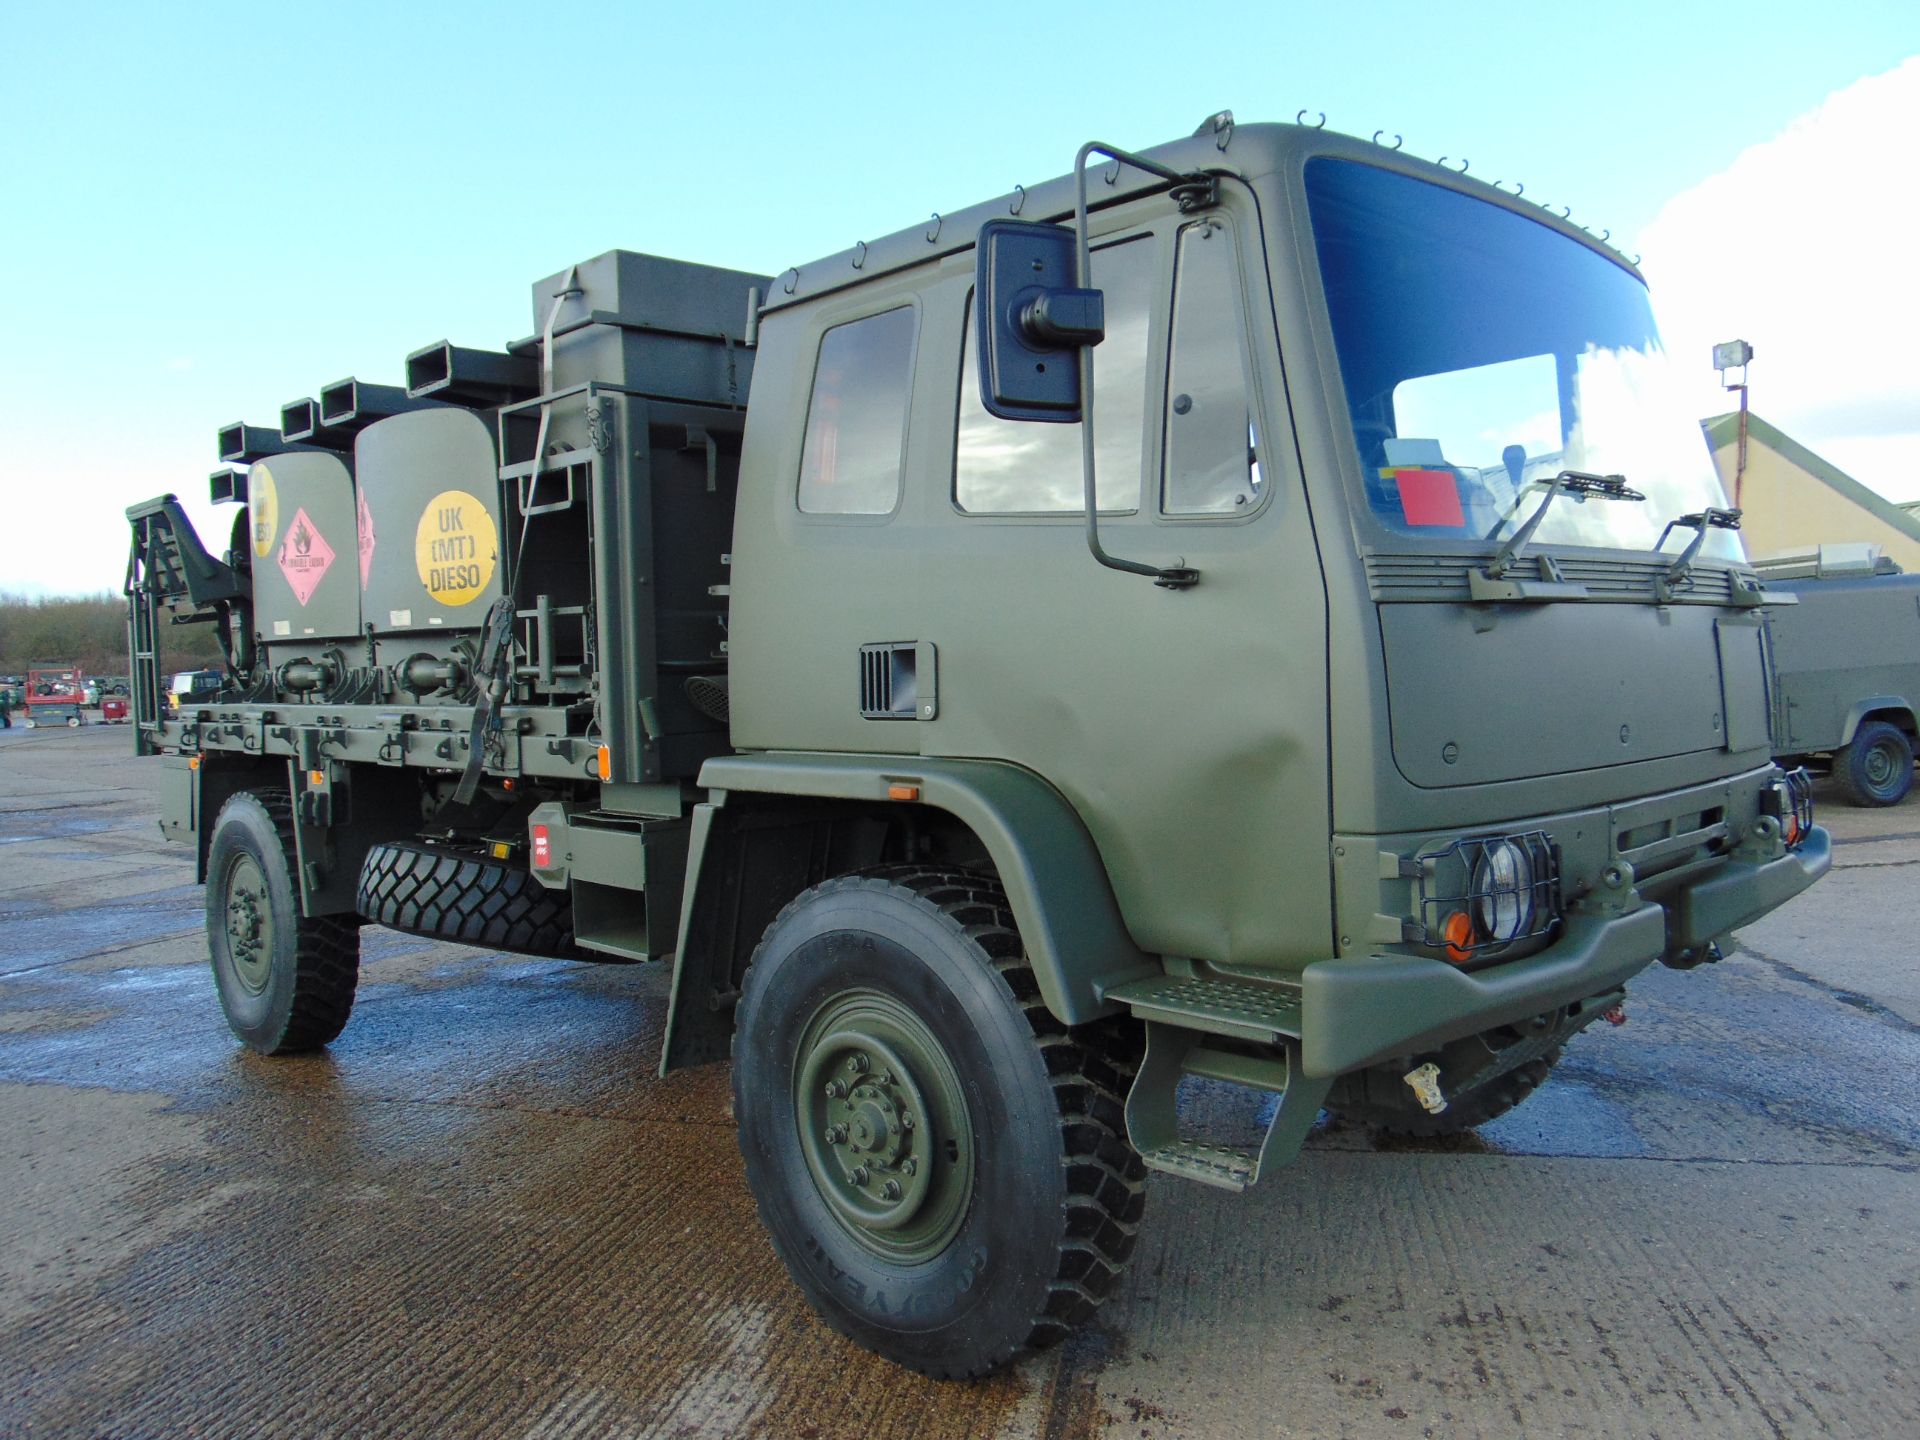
[1072,140,1204,591]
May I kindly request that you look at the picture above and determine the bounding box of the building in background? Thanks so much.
[1703,411,1920,570]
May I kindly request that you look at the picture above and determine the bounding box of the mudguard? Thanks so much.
[660,752,1155,1073]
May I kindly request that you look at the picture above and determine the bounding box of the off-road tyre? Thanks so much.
[1834,720,1914,807]
[732,866,1147,1379]
[1330,1045,1564,1138]
[206,789,360,1054]
[357,840,587,960]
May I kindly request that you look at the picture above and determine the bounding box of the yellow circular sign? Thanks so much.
[250,464,279,558]
[414,490,499,608]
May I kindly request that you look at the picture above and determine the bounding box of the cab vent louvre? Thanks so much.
[859,643,918,719]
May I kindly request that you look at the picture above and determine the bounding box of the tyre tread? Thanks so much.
[733,864,1146,1379]
[357,840,586,959]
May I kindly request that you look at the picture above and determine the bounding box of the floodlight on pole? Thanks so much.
[1715,339,1754,506]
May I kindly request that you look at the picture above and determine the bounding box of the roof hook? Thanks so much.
[1009,184,1025,216]
[1560,205,1572,219]
[1197,110,1235,150]
[1297,109,1326,129]
[780,268,798,295]
[925,212,942,243]
[1372,130,1403,150]
[1599,228,1611,242]
[851,241,867,270]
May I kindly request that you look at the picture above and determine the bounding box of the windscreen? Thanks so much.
[1306,159,1741,561]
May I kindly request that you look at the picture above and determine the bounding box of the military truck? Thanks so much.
[125,114,1829,1378]
[1759,547,1920,806]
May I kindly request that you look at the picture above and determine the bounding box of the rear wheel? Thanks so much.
[1834,720,1914,807]
[206,790,360,1054]
[732,867,1146,1378]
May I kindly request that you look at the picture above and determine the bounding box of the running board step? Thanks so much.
[1124,1017,1331,1194]
[1107,973,1303,1043]
[1138,1140,1258,1189]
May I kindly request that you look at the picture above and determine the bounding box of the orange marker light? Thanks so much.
[188,756,201,771]
[595,745,612,781]
[888,783,921,802]
[308,770,325,788]
[1443,911,1474,964]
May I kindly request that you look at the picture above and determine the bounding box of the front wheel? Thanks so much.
[1835,721,1914,807]
[206,789,360,1054]
[732,868,1145,1378]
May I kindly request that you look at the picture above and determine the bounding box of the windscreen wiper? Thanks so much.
[1652,506,1742,599]
[1482,470,1646,580]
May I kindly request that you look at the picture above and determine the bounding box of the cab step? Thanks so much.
[1121,1014,1331,1194]
[1107,972,1303,1042]
[1136,1139,1259,1189]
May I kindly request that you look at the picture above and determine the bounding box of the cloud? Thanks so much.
[1638,56,1920,501]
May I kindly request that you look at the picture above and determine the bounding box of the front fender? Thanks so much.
[672,752,1152,1057]
[1840,698,1916,747]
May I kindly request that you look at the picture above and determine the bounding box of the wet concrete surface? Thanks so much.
[0,724,1915,1438]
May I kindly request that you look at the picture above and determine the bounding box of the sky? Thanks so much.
[1,0,1915,596]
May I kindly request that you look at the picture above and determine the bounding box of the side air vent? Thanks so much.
[859,641,936,720]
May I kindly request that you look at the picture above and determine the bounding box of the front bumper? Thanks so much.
[1299,825,1831,1077]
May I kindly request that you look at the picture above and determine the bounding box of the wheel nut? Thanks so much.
[824,1125,847,1145]
[824,1080,846,1100]
[848,1053,870,1075]
[881,1180,901,1201]
[851,1166,870,1186]
[900,1113,913,1131]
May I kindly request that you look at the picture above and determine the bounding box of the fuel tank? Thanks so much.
[247,452,362,653]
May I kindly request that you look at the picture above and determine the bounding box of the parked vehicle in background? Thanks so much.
[1761,546,1920,806]
[167,669,225,715]
[100,697,130,723]
[22,667,87,728]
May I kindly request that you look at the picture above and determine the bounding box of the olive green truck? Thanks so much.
[1759,551,1920,806]
[126,114,1828,1377]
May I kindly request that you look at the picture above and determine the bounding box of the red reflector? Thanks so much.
[532,824,552,868]
[1389,468,1466,528]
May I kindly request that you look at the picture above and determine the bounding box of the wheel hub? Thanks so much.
[223,856,274,995]
[794,992,974,1262]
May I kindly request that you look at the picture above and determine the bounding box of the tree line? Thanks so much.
[0,593,224,678]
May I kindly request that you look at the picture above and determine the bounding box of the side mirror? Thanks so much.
[974,220,1104,423]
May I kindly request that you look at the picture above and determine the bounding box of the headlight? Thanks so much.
[1471,838,1534,944]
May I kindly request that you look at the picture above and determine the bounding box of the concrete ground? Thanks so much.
[0,724,1914,1440]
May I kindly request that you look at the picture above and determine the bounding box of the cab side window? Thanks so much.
[798,306,917,515]
[955,235,1155,513]
[1163,219,1261,515]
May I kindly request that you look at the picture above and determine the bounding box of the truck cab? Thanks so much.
[720,120,1823,1094]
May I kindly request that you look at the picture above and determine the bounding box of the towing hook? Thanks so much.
[1603,1004,1627,1027]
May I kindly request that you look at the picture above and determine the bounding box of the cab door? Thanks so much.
[913,184,1333,970]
